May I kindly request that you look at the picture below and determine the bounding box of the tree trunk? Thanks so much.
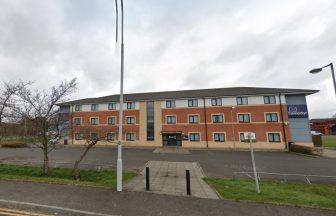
[73,141,95,180]
[73,160,80,180]
[43,149,49,175]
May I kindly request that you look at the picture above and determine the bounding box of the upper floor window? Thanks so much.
[188,115,199,124]
[166,100,176,108]
[108,117,115,125]
[166,116,176,124]
[268,133,281,142]
[126,132,136,141]
[126,116,136,124]
[127,102,135,109]
[264,96,276,104]
[211,98,222,106]
[74,104,82,112]
[189,133,200,142]
[214,133,225,142]
[107,133,115,141]
[188,99,198,107]
[212,114,224,123]
[90,117,99,125]
[91,104,99,111]
[74,118,82,126]
[238,114,250,123]
[237,97,248,105]
[108,102,116,110]
[266,113,278,122]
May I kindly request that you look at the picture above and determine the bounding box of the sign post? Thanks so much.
[245,132,260,193]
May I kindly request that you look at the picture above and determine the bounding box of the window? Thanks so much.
[188,99,198,107]
[211,98,222,106]
[108,102,116,110]
[91,133,98,141]
[237,97,248,105]
[212,114,224,123]
[166,100,176,108]
[90,117,99,125]
[214,133,225,142]
[91,104,99,111]
[126,133,135,141]
[264,96,276,104]
[75,133,83,140]
[126,116,135,124]
[166,116,176,124]
[266,113,278,122]
[268,133,281,142]
[238,114,250,123]
[107,133,115,141]
[107,117,115,125]
[189,133,200,142]
[188,115,199,124]
[147,101,155,141]
[127,102,135,109]
[74,105,82,112]
[239,133,246,142]
[74,118,81,126]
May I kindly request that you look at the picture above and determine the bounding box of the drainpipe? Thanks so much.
[230,107,236,149]
[279,93,288,151]
[71,104,74,145]
[203,97,209,148]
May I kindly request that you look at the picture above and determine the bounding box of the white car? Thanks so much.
[311,131,322,136]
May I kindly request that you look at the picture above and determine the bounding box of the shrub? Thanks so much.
[1,141,27,148]
[289,144,314,155]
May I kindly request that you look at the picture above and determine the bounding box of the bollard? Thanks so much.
[146,167,150,191]
[186,170,191,195]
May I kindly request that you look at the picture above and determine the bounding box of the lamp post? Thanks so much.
[115,0,124,192]
[230,106,236,149]
[309,63,336,97]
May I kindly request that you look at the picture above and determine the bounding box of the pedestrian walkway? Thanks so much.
[322,148,336,158]
[153,147,190,154]
[125,161,219,199]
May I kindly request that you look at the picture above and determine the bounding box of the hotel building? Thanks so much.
[58,87,318,150]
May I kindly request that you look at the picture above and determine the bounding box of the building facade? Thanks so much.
[58,87,318,150]
[310,118,336,135]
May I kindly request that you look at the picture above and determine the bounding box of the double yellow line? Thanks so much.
[0,207,50,216]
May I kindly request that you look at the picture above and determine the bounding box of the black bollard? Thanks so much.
[186,170,191,195]
[146,167,150,191]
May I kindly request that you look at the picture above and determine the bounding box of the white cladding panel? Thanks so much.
[74,102,139,112]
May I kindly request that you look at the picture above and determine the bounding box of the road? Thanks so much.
[0,146,336,183]
[0,180,334,216]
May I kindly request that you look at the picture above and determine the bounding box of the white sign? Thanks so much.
[243,132,256,140]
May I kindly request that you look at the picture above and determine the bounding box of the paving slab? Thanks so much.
[125,161,219,199]
[153,147,190,154]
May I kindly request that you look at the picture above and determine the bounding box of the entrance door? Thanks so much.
[163,133,182,146]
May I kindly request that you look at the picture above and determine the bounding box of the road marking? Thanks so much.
[0,207,50,216]
[0,199,118,216]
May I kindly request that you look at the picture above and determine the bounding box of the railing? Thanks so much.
[234,171,336,184]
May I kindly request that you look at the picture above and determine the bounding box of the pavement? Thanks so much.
[125,161,219,199]
[1,146,336,183]
[0,180,334,216]
[322,148,336,158]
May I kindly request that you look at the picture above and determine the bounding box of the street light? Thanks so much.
[115,0,124,192]
[309,63,336,97]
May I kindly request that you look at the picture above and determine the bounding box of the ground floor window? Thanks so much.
[126,133,136,141]
[75,133,83,140]
[214,133,225,142]
[189,133,200,142]
[91,133,98,141]
[107,133,115,141]
[268,133,281,142]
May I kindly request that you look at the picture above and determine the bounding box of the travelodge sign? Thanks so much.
[287,104,308,118]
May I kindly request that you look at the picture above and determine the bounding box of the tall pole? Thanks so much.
[249,133,260,193]
[116,0,124,192]
[330,63,336,97]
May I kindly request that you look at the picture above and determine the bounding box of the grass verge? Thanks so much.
[205,178,336,210]
[0,163,137,189]
[322,135,336,148]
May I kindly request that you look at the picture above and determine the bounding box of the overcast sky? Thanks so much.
[0,0,335,118]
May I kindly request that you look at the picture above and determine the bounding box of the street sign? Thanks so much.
[243,132,256,140]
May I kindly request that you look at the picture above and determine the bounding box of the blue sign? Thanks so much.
[287,104,308,118]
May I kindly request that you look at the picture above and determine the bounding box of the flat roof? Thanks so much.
[58,86,319,106]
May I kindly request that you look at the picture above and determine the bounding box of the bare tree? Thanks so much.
[333,113,336,118]
[18,78,78,175]
[73,127,115,180]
